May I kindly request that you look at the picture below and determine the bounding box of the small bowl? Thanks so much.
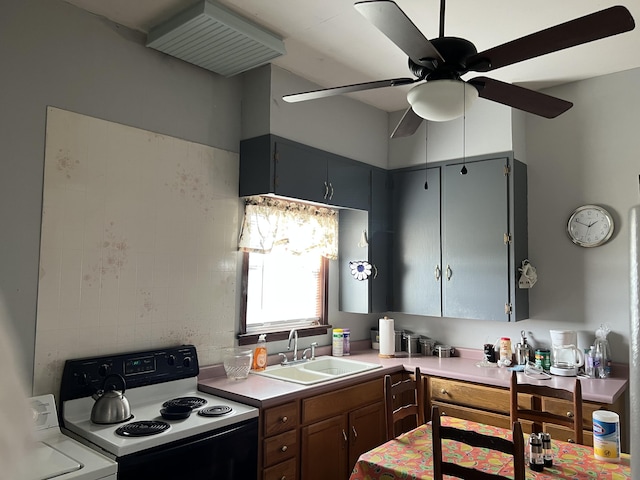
[223,348,253,380]
[160,405,192,420]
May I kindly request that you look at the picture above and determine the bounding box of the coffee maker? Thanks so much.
[549,329,584,376]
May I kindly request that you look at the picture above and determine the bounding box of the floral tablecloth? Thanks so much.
[349,416,631,479]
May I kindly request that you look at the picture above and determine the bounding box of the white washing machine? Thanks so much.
[22,394,117,480]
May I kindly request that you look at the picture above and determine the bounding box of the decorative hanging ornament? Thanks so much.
[350,261,373,281]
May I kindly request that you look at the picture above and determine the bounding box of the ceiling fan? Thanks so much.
[282,0,635,138]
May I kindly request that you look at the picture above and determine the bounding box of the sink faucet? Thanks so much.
[287,329,299,362]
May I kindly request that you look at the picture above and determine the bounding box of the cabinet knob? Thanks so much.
[567,438,575,443]
[281,445,288,452]
[566,411,574,418]
[281,416,288,423]
[441,389,448,395]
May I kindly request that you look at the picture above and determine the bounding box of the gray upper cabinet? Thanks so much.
[240,134,369,210]
[390,154,529,321]
[391,167,441,316]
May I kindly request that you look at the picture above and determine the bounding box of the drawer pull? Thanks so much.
[281,416,288,423]
[440,389,448,395]
[280,445,288,452]
[567,438,575,443]
[566,411,574,418]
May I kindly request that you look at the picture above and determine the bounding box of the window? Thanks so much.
[238,197,337,342]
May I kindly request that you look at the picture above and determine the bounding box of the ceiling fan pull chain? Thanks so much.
[460,82,468,175]
[424,122,429,189]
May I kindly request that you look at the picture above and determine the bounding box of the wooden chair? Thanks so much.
[510,370,584,444]
[431,405,525,480]
[384,367,425,440]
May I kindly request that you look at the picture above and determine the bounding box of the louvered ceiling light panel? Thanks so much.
[146,0,285,77]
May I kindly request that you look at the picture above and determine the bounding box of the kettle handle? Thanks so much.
[101,373,126,393]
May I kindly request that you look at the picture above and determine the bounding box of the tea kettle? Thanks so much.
[91,373,132,424]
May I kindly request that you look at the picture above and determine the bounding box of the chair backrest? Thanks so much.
[510,370,584,445]
[384,367,425,440]
[431,405,525,480]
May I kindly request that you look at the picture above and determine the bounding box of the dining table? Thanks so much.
[349,416,631,479]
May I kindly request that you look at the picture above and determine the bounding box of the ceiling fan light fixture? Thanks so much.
[407,80,478,122]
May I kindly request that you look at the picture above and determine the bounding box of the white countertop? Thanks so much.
[198,345,628,408]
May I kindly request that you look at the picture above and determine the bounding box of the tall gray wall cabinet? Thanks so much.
[390,153,529,321]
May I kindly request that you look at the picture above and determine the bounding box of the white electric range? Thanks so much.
[59,345,259,480]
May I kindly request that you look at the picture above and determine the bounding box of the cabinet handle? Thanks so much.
[441,389,448,395]
[324,181,329,199]
[435,265,441,281]
[372,264,378,279]
[352,426,358,440]
[280,477,286,480]
[280,445,288,452]
[329,182,334,200]
[342,429,348,442]
[566,411,574,418]
[567,438,575,443]
[281,416,288,424]
[446,265,452,281]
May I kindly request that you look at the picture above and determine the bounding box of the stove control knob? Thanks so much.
[167,355,176,366]
[98,364,111,377]
[183,356,192,368]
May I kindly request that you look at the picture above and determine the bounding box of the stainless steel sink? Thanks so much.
[252,356,381,385]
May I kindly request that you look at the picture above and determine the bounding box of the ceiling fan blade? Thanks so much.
[391,107,423,138]
[282,77,416,103]
[354,0,443,67]
[467,6,635,72]
[468,77,573,118]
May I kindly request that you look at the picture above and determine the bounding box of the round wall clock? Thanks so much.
[567,205,614,247]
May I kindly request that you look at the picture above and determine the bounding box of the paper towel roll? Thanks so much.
[379,317,395,358]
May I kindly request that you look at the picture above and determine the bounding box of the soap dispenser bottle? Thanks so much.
[252,334,267,371]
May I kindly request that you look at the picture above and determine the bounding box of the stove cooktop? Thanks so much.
[60,346,258,458]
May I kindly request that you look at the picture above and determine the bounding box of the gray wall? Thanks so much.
[0,0,242,386]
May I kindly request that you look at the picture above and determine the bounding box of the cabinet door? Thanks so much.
[391,167,441,315]
[348,402,386,471]
[328,158,370,210]
[442,159,509,320]
[369,168,391,313]
[275,140,328,204]
[301,415,348,480]
[339,209,369,313]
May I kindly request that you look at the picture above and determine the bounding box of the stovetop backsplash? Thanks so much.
[34,107,239,395]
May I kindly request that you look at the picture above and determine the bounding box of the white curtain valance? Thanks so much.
[238,196,339,260]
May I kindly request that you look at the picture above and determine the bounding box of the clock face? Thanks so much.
[567,205,614,247]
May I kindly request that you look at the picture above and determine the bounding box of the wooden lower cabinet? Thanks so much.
[259,376,387,480]
[427,376,625,450]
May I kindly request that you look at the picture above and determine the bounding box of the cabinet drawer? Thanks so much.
[263,457,297,480]
[430,378,531,414]
[264,402,299,437]
[542,398,610,431]
[302,378,383,424]
[545,424,594,446]
[432,400,535,433]
[264,430,298,468]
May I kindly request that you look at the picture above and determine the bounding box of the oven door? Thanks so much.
[117,418,258,480]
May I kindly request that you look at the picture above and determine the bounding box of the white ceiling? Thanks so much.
[63,0,640,112]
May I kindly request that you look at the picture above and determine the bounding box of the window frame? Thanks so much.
[237,251,330,346]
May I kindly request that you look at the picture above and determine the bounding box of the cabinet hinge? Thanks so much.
[503,165,510,176]
[505,303,513,315]
[503,233,512,245]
